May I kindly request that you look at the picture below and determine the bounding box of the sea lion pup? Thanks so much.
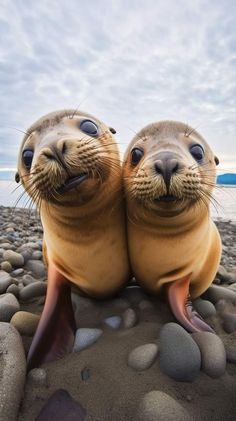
[16,109,130,370]
[123,121,221,333]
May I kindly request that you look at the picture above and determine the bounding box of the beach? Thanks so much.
[0,206,236,420]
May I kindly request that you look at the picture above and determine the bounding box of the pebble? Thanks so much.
[221,313,236,333]
[73,328,103,352]
[159,323,201,382]
[21,241,41,250]
[2,250,24,268]
[128,343,158,371]
[192,332,226,378]
[122,286,144,305]
[35,389,86,421]
[193,298,216,318]
[109,297,130,309]
[19,281,47,301]
[11,268,24,276]
[25,260,46,279]
[215,299,227,313]
[139,299,153,310]
[0,270,12,293]
[0,323,26,421]
[6,283,19,297]
[225,345,236,364]
[123,308,138,328]
[0,293,20,322]
[32,250,43,260]
[20,249,33,263]
[11,311,40,336]
[104,315,122,329]
[137,391,191,421]
[206,285,236,305]
[1,243,15,250]
[217,265,232,282]
[22,273,38,285]
[1,261,13,273]
[71,293,94,312]
[28,368,47,386]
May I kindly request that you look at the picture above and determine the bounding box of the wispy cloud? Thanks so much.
[0,0,236,169]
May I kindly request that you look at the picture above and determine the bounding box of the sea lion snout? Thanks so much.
[154,152,180,190]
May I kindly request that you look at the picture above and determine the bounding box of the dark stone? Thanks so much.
[35,389,86,421]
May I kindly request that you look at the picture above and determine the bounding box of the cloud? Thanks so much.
[0,0,236,169]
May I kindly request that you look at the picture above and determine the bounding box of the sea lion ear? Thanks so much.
[109,127,116,134]
[15,172,20,183]
[214,156,219,166]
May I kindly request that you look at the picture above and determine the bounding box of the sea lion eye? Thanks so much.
[22,149,34,169]
[190,144,204,162]
[131,148,144,166]
[80,120,98,136]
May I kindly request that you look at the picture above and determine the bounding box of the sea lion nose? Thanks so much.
[155,154,179,189]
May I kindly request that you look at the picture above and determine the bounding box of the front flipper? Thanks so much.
[166,275,215,333]
[27,263,76,371]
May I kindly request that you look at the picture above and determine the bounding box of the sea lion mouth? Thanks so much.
[58,174,89,193]
[156,195,180,202]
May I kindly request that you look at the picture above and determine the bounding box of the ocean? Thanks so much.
[0,177,235,220]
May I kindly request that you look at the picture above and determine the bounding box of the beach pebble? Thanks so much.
[1,243,15,250]
[215,299,227,313]
[139,299,153,310]
[217,265,232,282]
[21,241,41,250]
[25,260,46,279]
[0,323,26,421]
[1,261,13,273]
[109,297,130,309]
[28,368,47,386]
[3,250,24,268]
[104,315,122,329]
[137,390,191,421]
[221,313,236,333]
[11,268,24,276]
[123,308,138,328]
[192,332,226,378]
[22,273,38,285]
[0,270,12,293]
[32,250,43,260]
[193,298,216,318]
[19,281,47,301]
[128,343,158,371]
[0,293,20,322]
[20,249,33,263]
[73,328,103,352]
[206,285,236,305]
[159,323,201,382]
[35,389,86,421]
[6,283,19,297]
[11,311,40,336]
[225,345,236,364]
[71,293,94,312]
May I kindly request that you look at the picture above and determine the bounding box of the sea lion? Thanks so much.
[123,121,221,333]
[16,109,130,370]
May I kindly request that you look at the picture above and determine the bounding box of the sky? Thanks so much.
[0,0,236,173]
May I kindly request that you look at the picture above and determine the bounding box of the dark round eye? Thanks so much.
[131,148,144,166]
[80,120,98,136]
[22,149,34,169]
[190,144,204,162]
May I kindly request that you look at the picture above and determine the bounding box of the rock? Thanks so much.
[20,249,32,263]
[215,299,227,313]
[0,323,26,421]
[19,281,47,301]
[193,298,216,318]
[137,391,191,421]
[22,274,38,285]
[225,345,236,363]
[11,311,40,336]
[159,323,201,382]
[128,343,158,371]
[109,297,130,309]
[1,261,13,273]
[11,268,24,276]
[122,286,144,305]
[35,389,86,421]
[73,328,103,352]
[0,270,12,293]
[25,260,46,279]
[6,283,19,297]
[104,315,122,329]
[2,250,24,268]
[20,241,41,250]
[0,243,15,250]
[71,293,94,312]
[139,299,153,310]
[217,265,232,282]
[0,293,20,322]
[32,250,43,260]
[123,308,138,328]
[206,285,236,305]
[221,313,236,333]
[192,332,226,378]
[28,368,47,386]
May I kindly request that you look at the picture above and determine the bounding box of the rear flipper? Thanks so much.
[27,263,76,371]
[166,275,215,333]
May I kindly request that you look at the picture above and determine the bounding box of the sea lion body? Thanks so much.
[123,121,221,332]
[17,109,130,368]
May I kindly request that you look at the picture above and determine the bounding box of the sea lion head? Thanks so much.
[17,110,120,207]
[123,121,219,218]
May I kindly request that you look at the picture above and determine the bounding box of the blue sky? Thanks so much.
[0,0,236,172]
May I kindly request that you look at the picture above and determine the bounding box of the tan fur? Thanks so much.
[123,121,221,298]
[18,110,130,297]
